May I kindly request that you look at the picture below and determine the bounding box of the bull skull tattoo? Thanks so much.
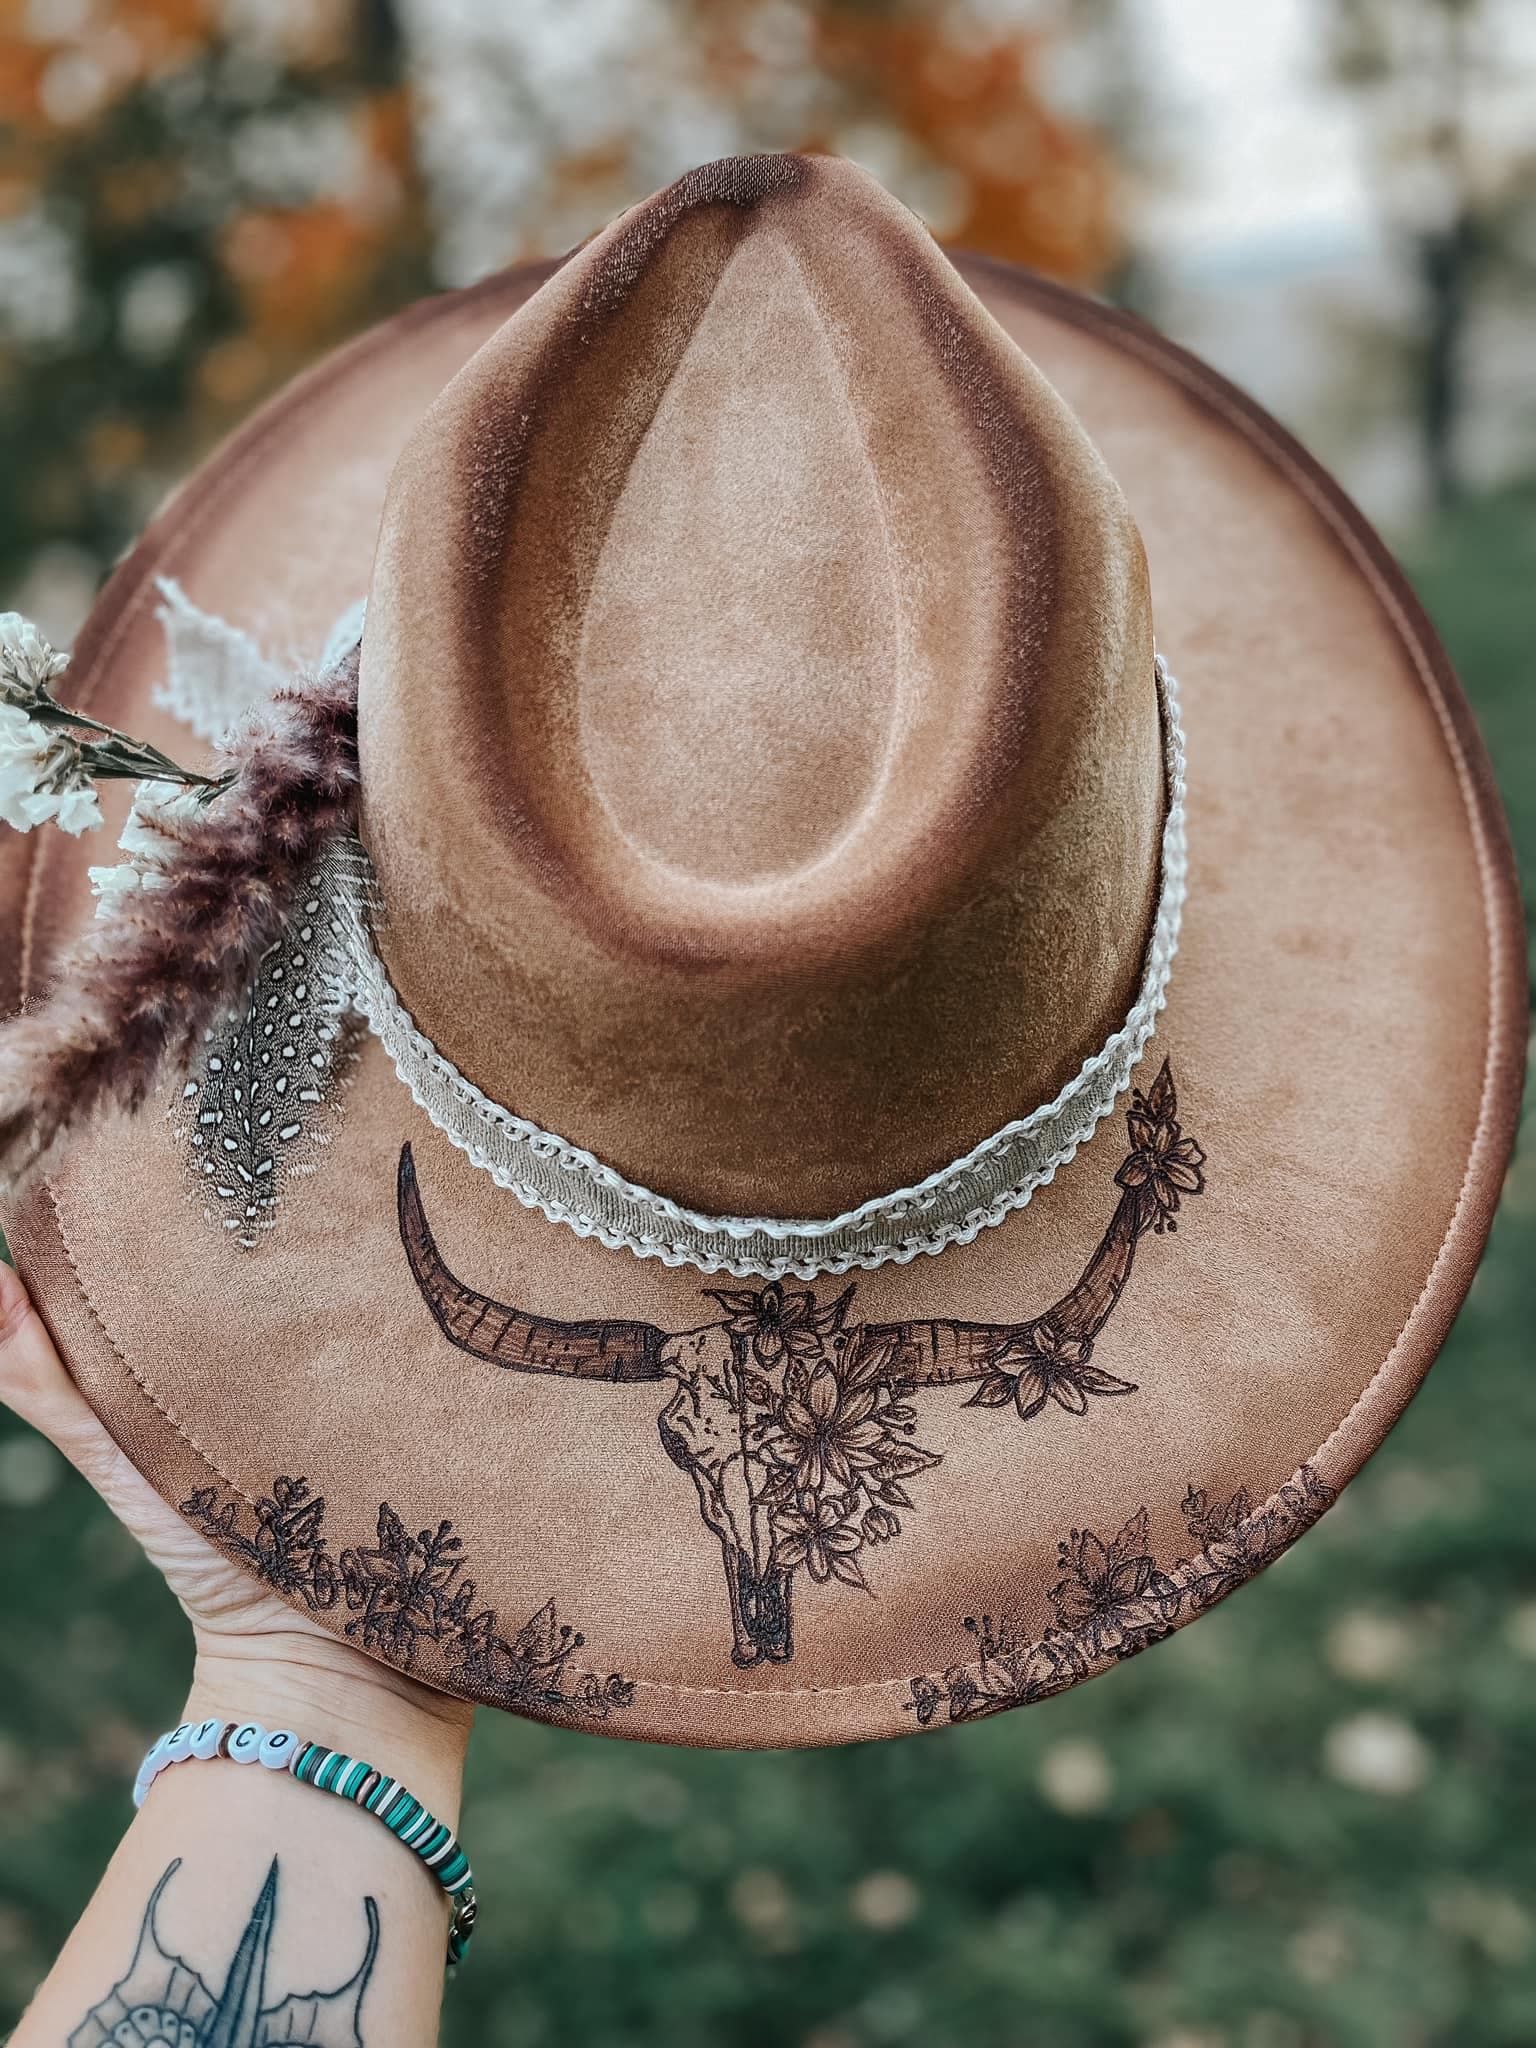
[398,1060,1205,1669]
[70,1855,376,2048]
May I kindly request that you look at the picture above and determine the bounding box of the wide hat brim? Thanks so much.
[2,251,1524,1748]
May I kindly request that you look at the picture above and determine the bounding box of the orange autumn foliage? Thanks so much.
[365,87,419,182]
[220,205,370,343]
[0,36,54,131]
[216,91,426,357]
[0,0,214,140]
[108,0,215,40]
[546,4,1118,287]
[815,15,1118,280]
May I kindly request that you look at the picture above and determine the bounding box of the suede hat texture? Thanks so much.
[0,152,1524,1748]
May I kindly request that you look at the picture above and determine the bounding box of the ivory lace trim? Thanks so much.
[151,579,286,743]
[315,657,1187,1281]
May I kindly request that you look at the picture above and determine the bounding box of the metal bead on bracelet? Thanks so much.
[134,1717,478,1967]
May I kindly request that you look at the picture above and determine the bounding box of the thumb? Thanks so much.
[0,1248,74,1430]
[0,1252,131,1497]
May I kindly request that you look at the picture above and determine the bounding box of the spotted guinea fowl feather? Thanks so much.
[177,856,364,1247]
[0,647,360,1196]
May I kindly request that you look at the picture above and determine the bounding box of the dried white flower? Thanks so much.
[50,784,106,835]
[0,610,69,708]
[0,609,235,850]
[89,778,203,917]
[0,701,104,835]
[86,860,147,917]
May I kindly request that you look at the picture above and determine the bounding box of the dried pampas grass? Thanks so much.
[0,648,360,1193]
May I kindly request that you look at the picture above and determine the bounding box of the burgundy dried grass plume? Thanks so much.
[0,650,360,1193]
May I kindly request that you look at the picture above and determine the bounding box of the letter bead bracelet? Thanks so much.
[135,1717,477,1967]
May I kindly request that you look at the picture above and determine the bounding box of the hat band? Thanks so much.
[318,657,1186,1281]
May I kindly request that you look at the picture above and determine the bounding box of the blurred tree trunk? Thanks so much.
[1414,0,1476,508]
[1324,0,1506,508]
[1419,203,1476,508]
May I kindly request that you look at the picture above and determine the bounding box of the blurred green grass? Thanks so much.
[0,486,1530,2048]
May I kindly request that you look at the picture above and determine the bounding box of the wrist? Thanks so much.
[184,1633,472,1823]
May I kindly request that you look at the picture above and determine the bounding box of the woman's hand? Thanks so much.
[1,1253,473,2045]
[0,1252,473,1764]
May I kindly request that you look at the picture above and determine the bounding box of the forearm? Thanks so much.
[12,1652,472,2048]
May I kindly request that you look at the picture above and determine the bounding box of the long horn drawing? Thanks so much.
[859,1184,1145,1386]
[398,1144,667,1383]
[861,1059,1199,1386]
[395,1061,1204,1671]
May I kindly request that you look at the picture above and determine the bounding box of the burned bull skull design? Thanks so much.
[398,1061,1205,1667]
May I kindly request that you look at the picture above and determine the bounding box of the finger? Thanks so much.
[0,1256,141,1501]
[0,1250,77,1431]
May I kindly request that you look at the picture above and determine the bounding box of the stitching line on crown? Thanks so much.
[319,658,1187,1280]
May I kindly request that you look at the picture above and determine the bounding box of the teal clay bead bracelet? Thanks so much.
[134,1717,478,1966]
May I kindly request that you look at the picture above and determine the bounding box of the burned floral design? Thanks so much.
[1179,1480,1260,1607]
[399,1061,1207,1669]
[652,1286,945,1653]
[773,1493,868,1588]
[911,1614,1089,1728]
[455,1597,636,1721]
[1180,1465,1335,1613]
[1115,1059,1206,1231]
[710,1277,852,1369]
[180,1472,339,1610]
[770,1343,894,1496]
[965,1316,1137,1421]
[183,1476,633,1721]
[1050,1506,1182,1661]
[749,1314,941,1601]
[909,1464,1337,1726]
[337,1505,477,1670]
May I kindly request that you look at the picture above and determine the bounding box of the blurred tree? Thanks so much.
[399,0,1122,286]
[1322,0,1536,505]
[1,0,1135,624]
[749,1,1119,278]
[0,0,433,613]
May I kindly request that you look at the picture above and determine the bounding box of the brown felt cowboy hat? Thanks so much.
[0,153,1523,1748]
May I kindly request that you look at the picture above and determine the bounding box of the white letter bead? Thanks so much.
[164,1723,195,1764]
[258,1729,298,1770]
[190,1719,225,1760]
[227,1720,265,1762]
